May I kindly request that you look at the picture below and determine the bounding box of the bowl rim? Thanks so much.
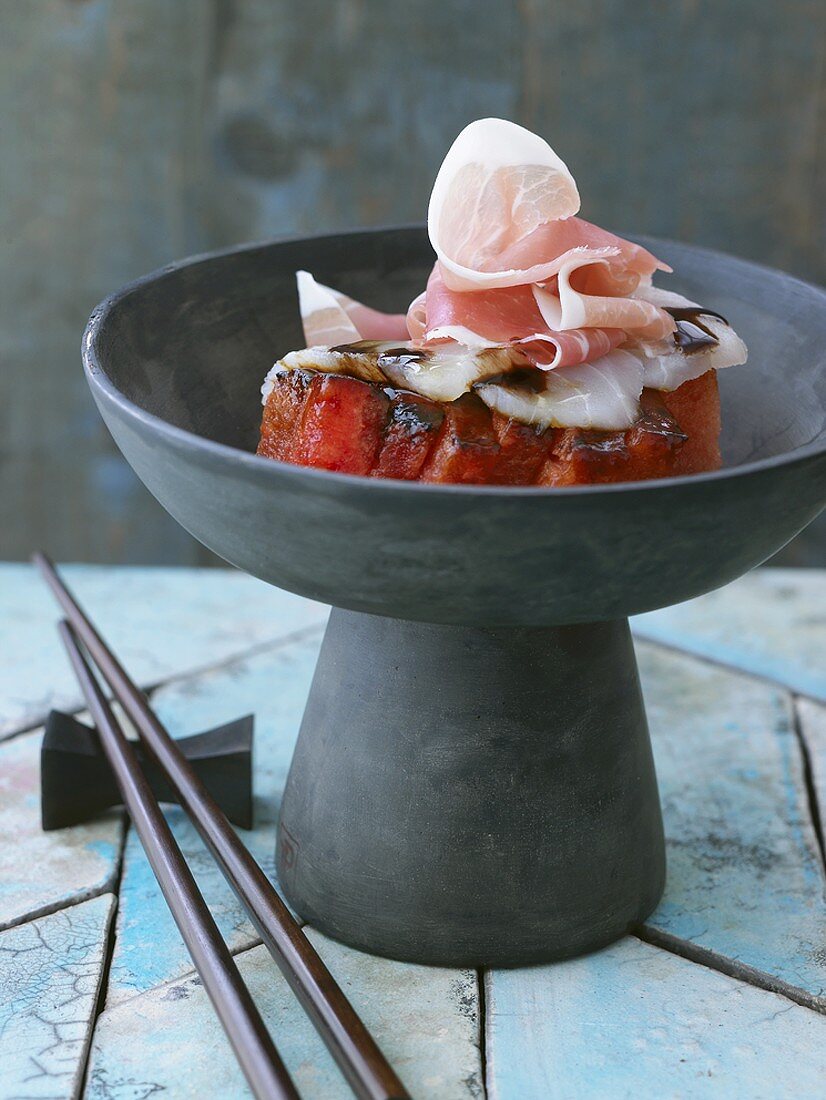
[82,224,826,499]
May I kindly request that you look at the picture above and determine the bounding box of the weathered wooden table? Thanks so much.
[1,563,825,1099]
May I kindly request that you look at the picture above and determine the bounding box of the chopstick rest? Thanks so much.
[41,709,254,831]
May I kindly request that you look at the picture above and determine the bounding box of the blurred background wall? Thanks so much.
[1,0,824,566]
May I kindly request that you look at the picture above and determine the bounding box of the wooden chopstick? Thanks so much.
[57,620,300,1100]
[35,553,409,1100]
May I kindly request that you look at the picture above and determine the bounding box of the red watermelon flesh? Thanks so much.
[258,368,721,485]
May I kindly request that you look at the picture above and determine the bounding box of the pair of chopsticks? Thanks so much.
[34,553,408,1100]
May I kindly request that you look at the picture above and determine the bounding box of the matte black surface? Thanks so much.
[82,227,826,965]
[41,710,254,831]
[278,610,665,966]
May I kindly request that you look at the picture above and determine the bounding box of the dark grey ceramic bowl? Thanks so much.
[83,227,826,628]
[83,228,826,967]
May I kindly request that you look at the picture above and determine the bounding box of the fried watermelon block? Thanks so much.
[419,393,502,484]
[372,391,445,480]
[661,371,722,475]
[259,367,722,486]
[257,369,314,462]
[259,371,389,475]
[538,371,720,486]
[489,412,552,485]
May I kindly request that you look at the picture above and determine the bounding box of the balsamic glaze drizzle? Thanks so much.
[329,340,385,354]
[665,306,728,355]
[376,347,428,370]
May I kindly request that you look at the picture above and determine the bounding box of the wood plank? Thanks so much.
[0,726,123,931]
[639,641,826,1006]
[88,930,481,1099]
[517,0,826,286]
[0,1,215,565]
[106,633,322,1002]
[486,936,826,1100]
[202,1,521,243]
[633,568,826,699]
[0,563,327,738]
[797,697,826,857]
[2,4,825,567]
[0,894,115,1100]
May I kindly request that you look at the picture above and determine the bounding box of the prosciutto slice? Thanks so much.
[428,117,581,291]
[625,284,748,390]
[421,264,624,368]
[492,216,668,286]
[281,119,748,433]
[533,255,675,340]
[297,270,408,347]
[428,119,666,288]
[426,117,675,338]
[476,349,646,431]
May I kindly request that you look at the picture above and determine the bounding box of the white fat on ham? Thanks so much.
[379,346,517,402]
[406,291,428,342]
[262,343,521,405]
[534,261,675,339]
[261,344,389,402]
[630,319,747,391]
[296,271,361,347]
[476,350,645,431]
[297,271,409,346]
[428,118,580,291]
[626,283,748,390]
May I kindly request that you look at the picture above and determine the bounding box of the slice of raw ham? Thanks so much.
[428,118,581,291]
[297,270,360,346]
[492,216,668,283]
[533,259,675,340]
[421,263,624,367]
[297,271,408,347]
[476,349,645,431]
[428,119,668,297]
[406,291,428,343]
[334,291,409,341]
[623,284,748,390]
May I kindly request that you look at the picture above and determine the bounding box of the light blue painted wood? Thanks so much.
[0,563,328,738]
[0,725,123,931]
[88,930,481,1099]
[1,563,824,1095]
[633,568,826,699]
[0,894,115,1100]
[486,936,826,1100]
[107,632,323,1002]
[108,809,276,1006]
[640,642,826,1005]
[797,698,826,850]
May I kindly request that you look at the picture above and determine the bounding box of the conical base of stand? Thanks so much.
[277,609,665,967]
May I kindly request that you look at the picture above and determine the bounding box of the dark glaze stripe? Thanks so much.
[329,340,385,353]
[665,306,728,355]
[377,347,428,367]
